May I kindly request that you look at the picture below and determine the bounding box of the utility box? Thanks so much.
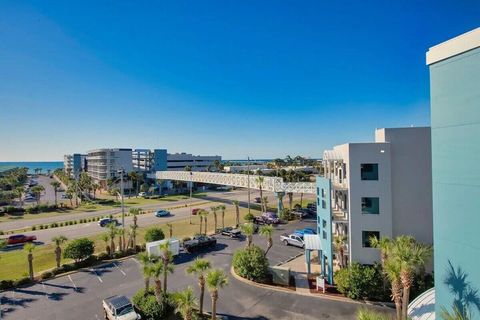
[146,238,180,258]
[269,265,290,286]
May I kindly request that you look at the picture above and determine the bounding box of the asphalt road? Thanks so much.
[0,219,386,319]
[1,191,314,245]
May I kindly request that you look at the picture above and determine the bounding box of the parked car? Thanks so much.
[291,210,308,219]
[103,295,140,320]
[154,210,170,217]
[280,233,305,248]
[6,234,37,245]
[191,208,201,215]
[262,212,280,224]
[217,227,241,238]
[294,228,317,236]
[138,192,146,197]
[24,196,35,202]
[254,197,262,203]
[61,194,69,199]
[307,202,316,209]
[183,235,217,253]
[98,218,119,227]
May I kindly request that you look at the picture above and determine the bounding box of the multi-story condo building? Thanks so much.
[417,28,480,318]
[132,149,168,172]
[63,153,86,179]
[86,148,133,188]
[167,153,221,171]
[317,127,433,283]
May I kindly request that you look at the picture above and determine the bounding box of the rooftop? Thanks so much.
[426,27,480,65]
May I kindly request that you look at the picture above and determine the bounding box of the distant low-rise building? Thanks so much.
[86,148,133,188]
[132,149,168,172]
[63,153,86,179]
[167,153,221,171]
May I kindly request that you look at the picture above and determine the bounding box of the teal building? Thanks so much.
[427,28,480,318]
[316,177,334,284]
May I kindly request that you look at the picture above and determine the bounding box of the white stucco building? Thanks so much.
[323,127,433,265]
[86,148,134,187]
[166,153,221,172]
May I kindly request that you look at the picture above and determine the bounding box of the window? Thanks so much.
[317,187,320,196]
[322,219,326,228]
[361,197,380,214]
[317,198,320,205]
[322,200,326,209]
[362,231,380,247]
[361,163,379,180]
[321,188,326,198]
[323,231,327,240]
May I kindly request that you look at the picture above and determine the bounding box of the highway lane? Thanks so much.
[4,192,314,244]
[1,189,296,232]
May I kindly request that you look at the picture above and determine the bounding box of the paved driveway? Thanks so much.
[0,219,384,319]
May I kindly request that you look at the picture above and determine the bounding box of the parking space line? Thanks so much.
[90,268,103,283]
[68,275,78,291]
[113,262,126,276]
[95,314,100,320]
[42,282,47,298]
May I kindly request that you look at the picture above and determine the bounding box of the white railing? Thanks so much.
[151,171,316,194]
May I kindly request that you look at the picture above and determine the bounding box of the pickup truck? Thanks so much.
[280,233,305,248]
[254,212,280,225]
[6,234,37,245]
[217,227,241,238]
[183,235,217,253]
[103,295,140,320]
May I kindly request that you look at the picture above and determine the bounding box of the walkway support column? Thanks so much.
[305,249,311,275]
[275,192,285,215]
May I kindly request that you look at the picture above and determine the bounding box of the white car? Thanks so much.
[103,295,140,320]
[138,192,146,197]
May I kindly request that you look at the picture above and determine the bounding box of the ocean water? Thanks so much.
[0,162,63,174]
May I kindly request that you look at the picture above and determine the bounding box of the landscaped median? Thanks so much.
[0,206,260,282]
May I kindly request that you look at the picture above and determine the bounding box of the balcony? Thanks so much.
[332,207,348,222]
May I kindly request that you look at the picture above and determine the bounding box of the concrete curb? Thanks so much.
[230,266,393,307]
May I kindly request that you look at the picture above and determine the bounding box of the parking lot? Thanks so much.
[1,218,366,319]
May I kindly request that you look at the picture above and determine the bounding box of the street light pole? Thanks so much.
[120,169,125,229]
[247,156,251,214]
[189,171,193,224]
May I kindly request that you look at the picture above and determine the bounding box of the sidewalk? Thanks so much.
[280,251,322,294]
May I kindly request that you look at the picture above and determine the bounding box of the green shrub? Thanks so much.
[14,277,33,287]
[0,230,4,235]
[181,237,191,243]
[31,226,36,231]
[39,225,44,230]
[279,208,294,221]
[132,289,173,320]
[41,271,54,280]
[25,206,36,214]
[244,212,255,222]
[144,227,165,243]
[97,252,109,261]
[334,263,388,301]
[0,280,14,290]
[63,238,95,262]
[232,245,270,282]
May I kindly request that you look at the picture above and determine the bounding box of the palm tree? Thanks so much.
[172,287,197,320]
[150,261,164,303]
[117,228,125,252]
[198,211,204,234]
[357,307,391,320]
[31,185,45,206]
[287,192,293,210]
[241,223,254,247]
[67,181,79,207]
[256,176,265,212]
[100,233,110,255]
[159,242,174,293]
[206,269,228,320]
[333,234,347,268]
[201,210,209,235]
[108,222,117,256]
[259,225,273,256]
[128,224,138,250]
[14,186,24,206]
[50,181,61,206]
[186,258,211,315]
[138,252,153,296]
[393,236,432,320]
[211,206,218,232]
[370,235,392,289]
[91,183,100,199]
[128,171,139,196]
[24,243,36,280]
[232,200,240,227]
[384,257,403,320]
[262,196,269,211]
[218,205,226,229]
[52,235,67,268]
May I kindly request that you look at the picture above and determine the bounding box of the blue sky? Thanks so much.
[1,1,479,161]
